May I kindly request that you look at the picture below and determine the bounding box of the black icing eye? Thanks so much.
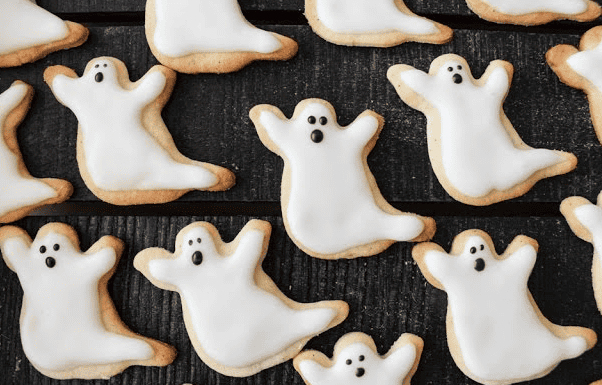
[356,368,365,377]
[192,251,203,265]
[197,238,202,243]
[359,355,365,361]
[453,74,463,84]
[457,65,462,70]
[95,72,104,83]
[189,240,193,246]
[40,245,46,254]
[103,64,108,68]
[480,244,484,250]
[470,246,477,254]
[448,66,453,72]
[94,64,99,68]
[308,116,316,124]
[346,359,352,365]
[53,244,60,251]
[45,257,56,268]
[475,258,486,272]
[311,129,324,143]
[319,116,328,125]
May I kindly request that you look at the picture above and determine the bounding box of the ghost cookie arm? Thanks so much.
[412,243,454,291]
[293,351,332,385]
[383,336,421,383]
[483,61,513,102]
[387,64,435,112]
[561,195,602,245]
[231,220,271,274]
[502,235,538,285]
[85,235,123,280]
[0,81,30,113]
[133,247,181,292]
[132,66,171,107]
[43,65,80,108]
[0,226,32,273]
[347,111,384,150]
[250,104,292,156]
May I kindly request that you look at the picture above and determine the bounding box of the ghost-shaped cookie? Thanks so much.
[146,0,298,73]
[134,219,349,377]
[294,332,423,385]
[413,230,597,385]
[464,0,600,25]
[547,26,602,146]
[0,223,176,380]
[0,0,88,67]
[561,191,602,316]
[304,0,452,47]
[44,56,235,205]
[0,81,72,223]
[250,99,436,259]
[388,54,577,206]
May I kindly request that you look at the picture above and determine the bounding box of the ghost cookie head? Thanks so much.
[431,54,473,88]
[82,57,124,87]
[294,332,423,385]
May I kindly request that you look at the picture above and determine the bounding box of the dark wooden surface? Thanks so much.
[2,1,602,384]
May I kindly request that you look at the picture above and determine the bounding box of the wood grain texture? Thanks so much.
[0,26,601,204]
[0,215,599,384]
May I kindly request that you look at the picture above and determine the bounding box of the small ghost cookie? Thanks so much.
[547,26,602,146]
[412,230,597,385]
[388,54,577,206]
[561,191,602,316]
[145,0,298,74]
[294,332,423,385]
[134,219,349,377]
[0,0,88,67]
[464,0,600,25]
[0,81,72,223]
[250,99,435,259]
[304,0,452,47]
[0,223,176,380]
[44,56,235,205]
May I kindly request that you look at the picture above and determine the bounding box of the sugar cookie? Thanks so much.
[134,219,349,377]
[0,223,176,380]
[547,26,602,146]
[44,57,235,205]
[413,229,597,385]
[0,81,72,223]
[145,0,298,74]
[294,332,423,385]
[388,54,577,206]
[464,0,601,25]
[304,0,452,47]
[250,99,435,259]
[561,191,602,316]
[0,0,88,67]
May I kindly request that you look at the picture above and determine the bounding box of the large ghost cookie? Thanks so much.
[304,0,452,47]
[134,219,349,377]
[146,0,298,74]
[294,332,423,385]
[0,0,88,67]
[464,0,600,25]
[0,223,176,380]
[561,191,602,316]
[547,26,602,146]
[44,56,235,205]
[388,54,577,206]
[413,229,597,385]
[250,99,436,259]
[0,81,72,223]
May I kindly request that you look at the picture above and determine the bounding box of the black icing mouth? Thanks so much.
[453,74,463,84]
[355,367,365,377]
[95,72,104,83]
[311,129,323,143]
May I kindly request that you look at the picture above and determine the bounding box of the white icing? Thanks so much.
[397,59,564,198]
[475,0,588,15]
[423,235,588,382]
[0,229,153,371]
[314,0,438,35]
[572,199,602,265]
[0,82,58,218]
[49,58,218,192]
[145,223,337,368]
[152,0,281,57]
[0,0,69,55]
[256,101,425,255]
[298,339,417,385]
[567,39,602,92]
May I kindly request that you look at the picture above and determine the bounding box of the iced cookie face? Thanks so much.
[250,99,435,259]
[294,332,423,385]
[134,219,349,377]
[412,230,596,384]
[0,223,175,380]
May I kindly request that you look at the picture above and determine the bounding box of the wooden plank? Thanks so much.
[0,215,599,384]
[1,26,600,204]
